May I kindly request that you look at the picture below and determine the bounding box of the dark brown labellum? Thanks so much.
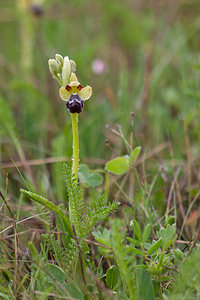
[66,94,84,113]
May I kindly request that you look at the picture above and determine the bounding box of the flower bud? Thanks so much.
[48,59,60,75]
[55,54,63,67]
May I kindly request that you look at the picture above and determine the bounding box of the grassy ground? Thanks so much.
[0,0,200,299]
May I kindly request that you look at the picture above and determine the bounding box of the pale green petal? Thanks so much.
[70,72,78,83]
[59,87,71,101]
[79,86,92,100]
[70,60,76,73]
[62,56,71,87]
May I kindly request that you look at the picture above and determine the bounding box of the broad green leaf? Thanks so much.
[21,189,72,234]
[129,146,141,164]
[79,164,89,175]
[79,164,103,187]
[138,270,155,300]
[132,220,142,242]
[87,173,103,187]
[129,247,144,256]
[81,241,90,254]
[157,224,176,251]
[65,282,84,300]
[106,265,121,290]
[165,215,175,226]
[172,249,184,260]
[79,164,89,185]
[147,239,162,256]
[105,156,129,175]
[93,229,111,246]
[93,230,112,256]
[142,224,151,243]
[127,237,140,245]
[144,243,151,250]
[44,264,68,293]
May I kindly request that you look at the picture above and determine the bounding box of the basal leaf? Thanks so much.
[21,189,72,234]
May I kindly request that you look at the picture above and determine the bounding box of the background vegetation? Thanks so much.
[0,0,200,299]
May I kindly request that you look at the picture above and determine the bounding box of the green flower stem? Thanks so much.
[71,113,79,182]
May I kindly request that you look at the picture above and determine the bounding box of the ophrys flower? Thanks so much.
[59,72,92,113]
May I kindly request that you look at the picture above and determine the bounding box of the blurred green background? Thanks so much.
[0,0,200,196]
